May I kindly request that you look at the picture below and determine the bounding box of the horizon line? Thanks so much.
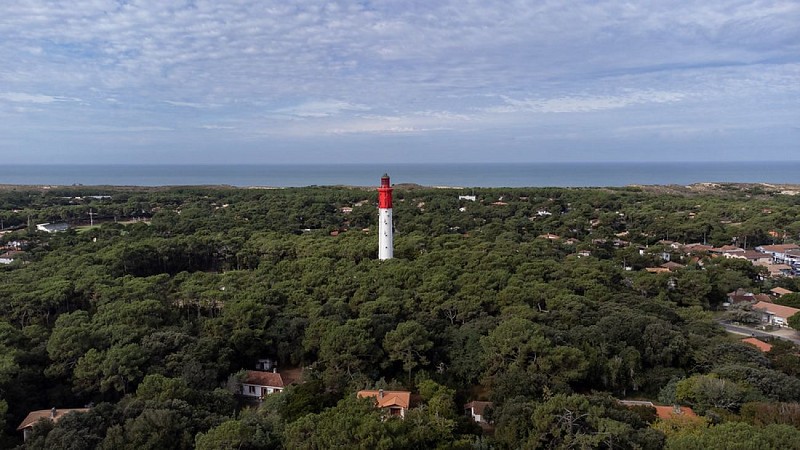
[4,160,800,166]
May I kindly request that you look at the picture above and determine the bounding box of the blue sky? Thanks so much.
[1,1,798,164]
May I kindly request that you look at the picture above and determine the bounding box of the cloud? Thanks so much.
[0,92,79,104]
[275,100,371,118]
[326,125,450,135]
[164,100,220,109]
[489,90,687,114]
[0,1,797,162]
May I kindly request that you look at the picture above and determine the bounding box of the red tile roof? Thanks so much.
[465,401,493,416]
[741,337,773,353]
[753,301,800,320]
[754,294,772,303]
[357,390,411,410]
[17,408,90,431]
[653,405,697,420]
[618,400,697,420]
[759,244,800,253]
[712,245,744,253]
[243,370,285,388]
[682,243,713,253]
[771,287,794,296]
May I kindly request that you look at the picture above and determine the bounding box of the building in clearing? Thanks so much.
[17,408,89,441]
[357,389,412,418]
[770,287,794,297]
[36,222,69,233]
[240,370,286,399]
[465,401,493,424]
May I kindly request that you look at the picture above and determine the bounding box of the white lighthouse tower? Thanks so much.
[378,173,394,260]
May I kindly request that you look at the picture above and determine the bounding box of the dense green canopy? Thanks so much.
[1,183,799,448]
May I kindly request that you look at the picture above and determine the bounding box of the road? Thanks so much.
[717,321,800,345]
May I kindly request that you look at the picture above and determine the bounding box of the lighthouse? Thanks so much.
[378,173,394,260]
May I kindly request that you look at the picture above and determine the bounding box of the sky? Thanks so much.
[1,1,798,164]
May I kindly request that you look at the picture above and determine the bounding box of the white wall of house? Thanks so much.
[761,312,789,327]
[471,411,483,422]
[241,383,282,398]
[241,383,261,398]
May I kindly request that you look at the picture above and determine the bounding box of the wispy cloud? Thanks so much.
[488,90,687,114]
[164,100,219,109]
[0,92,80,104]
[275,100,371,118]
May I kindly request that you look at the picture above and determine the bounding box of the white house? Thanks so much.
[0,250,22,265]
[725,250,773,264]
[240,370,286,400]
[464,401,493,424]
[756,244,800,264]
[770,287,794,297]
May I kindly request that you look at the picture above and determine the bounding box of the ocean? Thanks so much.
[1,162,798,188]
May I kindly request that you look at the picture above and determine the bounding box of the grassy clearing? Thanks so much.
[75,225,101,234]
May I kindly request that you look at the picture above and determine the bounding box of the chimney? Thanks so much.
[50,407,57,419]
[272,367,277,373]
[673,404,682,415]
[379,389,384,399]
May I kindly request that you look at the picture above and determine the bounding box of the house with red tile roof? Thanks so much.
[357,390,412,418]
[0,250,24,265]
[757,244,800,253]
[756,262,794,278]
[725,250,773,264]
[756,244,800,264]
[660,261,684,271]
[241,370,286,399]
[725,289,769,305]
[711,245,745,254]
[681,243,714,254]
[238,359,304,401]
[770,287,794,297]
[753,301,800,327]
[17,408,89,441]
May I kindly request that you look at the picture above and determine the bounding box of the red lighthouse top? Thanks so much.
[378,173,393,209]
